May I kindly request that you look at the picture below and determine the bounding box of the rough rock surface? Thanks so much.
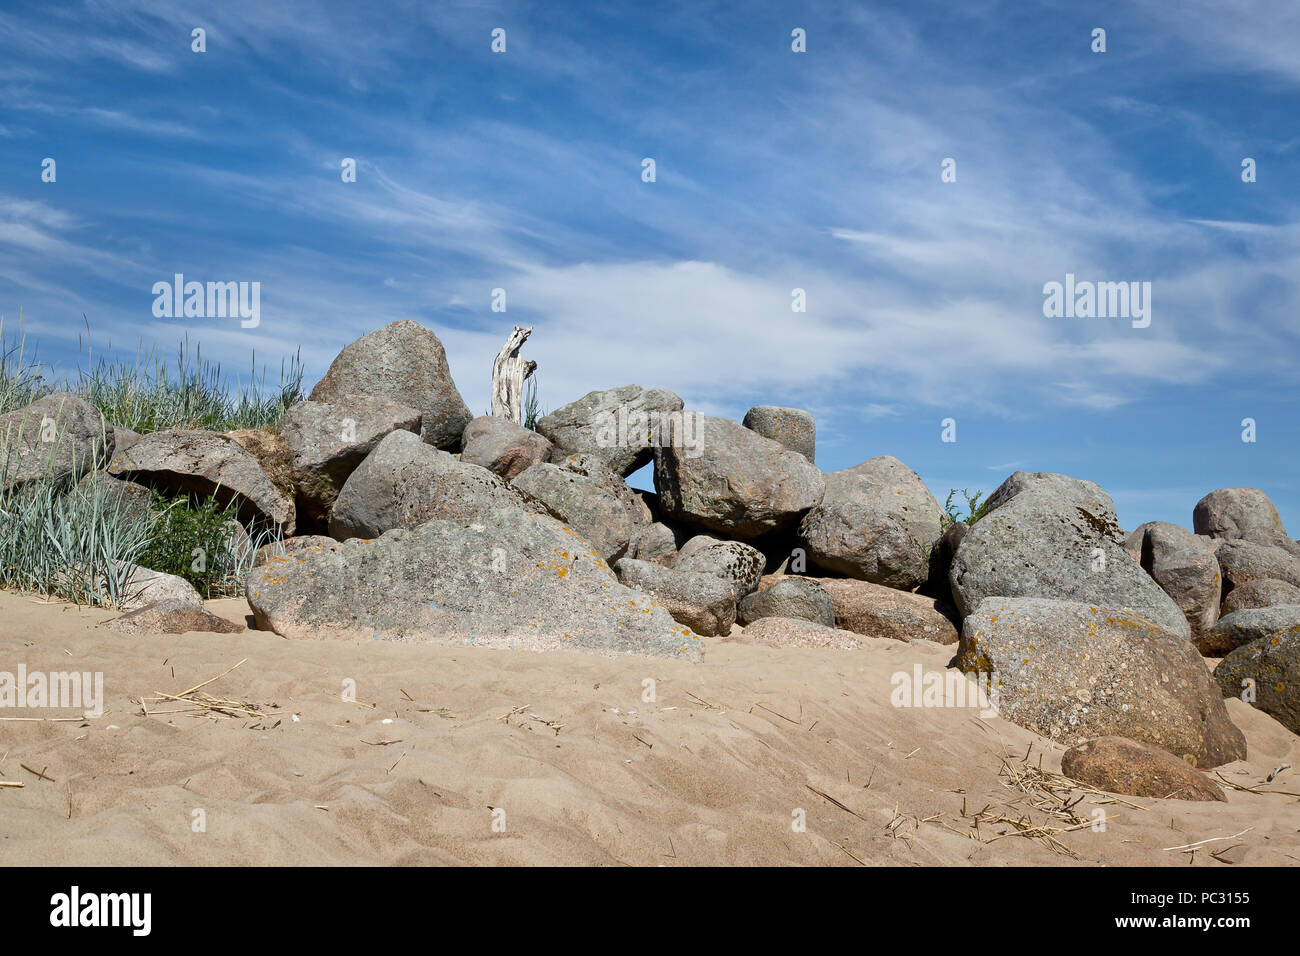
[672,536,766,602]
[655,414,824,541]
[1194,488,1299,554]
[741,406,815,462]
[247,507,703,659]
[1221,578,1300,615]
[982,471,1119,524]
[737,577,834,627]
[1060,737,1226,801]
[950,473,1189,638]
[280,396,421,526]
[723,617,862,650]
[108,600,245,635]
[624,522,677,566]
[309,321,472,450]
[955,597,1246,768]
[537,385,684,477]
[117,564,203,612]
[1214,630,1300,735]
[796,457,941,590]
[225,428,296,502]
[1214,540,1300,593]
[0,393,113,489]
[108,429,295,532]
[512,454,650,564]
[460,415,552,480]
[1202,606,1300,657]
[837,456,945,549]
[329,429,532,540]
[1124,521,1222,644]
[253,535,340,567]
[803,576,959,645]
[112,426,142,456]
[614,558,735,636]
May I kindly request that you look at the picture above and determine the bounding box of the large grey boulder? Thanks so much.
[956,597,1246,768]
[247,507,703,660]
[0,393,113,489]
[309,321,472,450]
[537,385,684,477]
[329,429,532,540]
[837,457,945,548]
[799,494,925,588]
[797,457,942,589]
[108,428,295,532]
[806,576,959,644]
[460,415,552,480]
[654,415,824,541]
[511,454,650,564]
[1214,539,1300,593]
[1221,578,1300,615]
[741,406,815,462]
[1194,488,1299,554]
[672,536,766,602]
[1214,630,1300,735]
[982,471,1119,524]
[280,396,422,526]
[1202,605,1300,657]
[737,577,834,627]
[949,472,1189,638]
[614,558,736,636]
[1124,521,1221,644]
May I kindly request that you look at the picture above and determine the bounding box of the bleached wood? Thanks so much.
[491,325,536,423]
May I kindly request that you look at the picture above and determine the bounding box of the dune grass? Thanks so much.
[0,317,292,607]
[0,315,304,433]
[0,473,154,608]
[0,467,273,607]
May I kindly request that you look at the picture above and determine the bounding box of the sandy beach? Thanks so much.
[1,590,1295,867]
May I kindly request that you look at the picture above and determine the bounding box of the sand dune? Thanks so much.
[1,590,1296,866]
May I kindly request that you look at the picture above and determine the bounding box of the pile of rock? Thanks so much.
[11,320,1295,786]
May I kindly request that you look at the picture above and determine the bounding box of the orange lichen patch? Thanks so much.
[1105,616,1148,632]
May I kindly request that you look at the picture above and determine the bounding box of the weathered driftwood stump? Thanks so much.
[491,325,537,423]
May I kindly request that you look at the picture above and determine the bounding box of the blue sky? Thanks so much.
[1,0,1298,532]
